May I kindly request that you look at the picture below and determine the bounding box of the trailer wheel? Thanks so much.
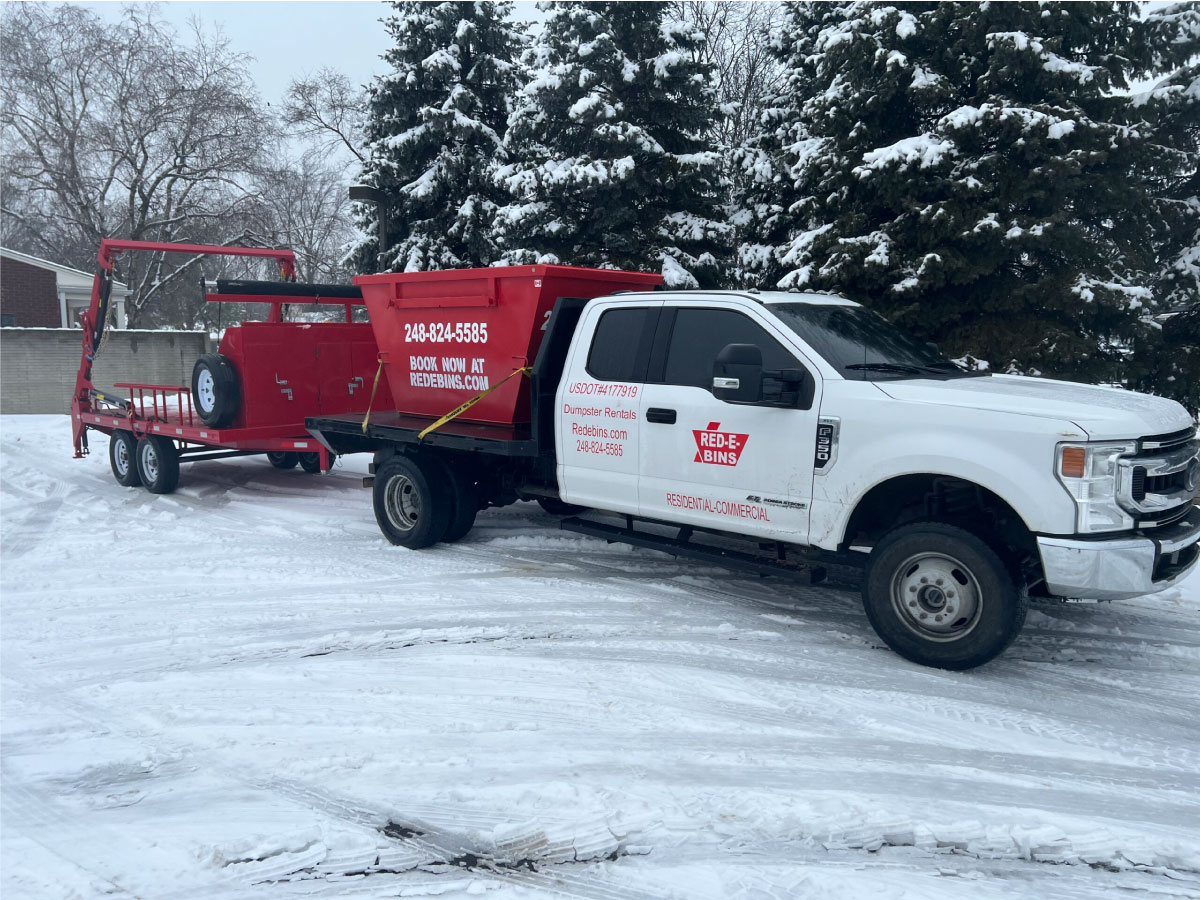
[862,522,1027,670]
[136,435,180,495]
[109,430,141,487]
[267,451,299,469]
[441,466,479,543]
[537,497,587,516]
[191,353,240,427]
[372,455,452,548]
[298,452,323,474]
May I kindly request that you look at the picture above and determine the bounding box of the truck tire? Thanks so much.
[136,435,180,495]
[191,353,240,427]
[298,452,323,474]
[441,466,479,543]
[267,451,299,469]
[862,522,1027,670]
[537,497,587,516]
[372,455,452,548]
[109,430,141,487]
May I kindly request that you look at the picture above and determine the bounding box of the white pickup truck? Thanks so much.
[309,289,1200,670]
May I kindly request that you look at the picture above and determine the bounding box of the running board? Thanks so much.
[559,516,827,585]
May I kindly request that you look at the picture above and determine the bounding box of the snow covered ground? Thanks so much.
[2,414,1198,900]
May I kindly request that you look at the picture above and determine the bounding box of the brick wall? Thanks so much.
[0,257,61,327]
[0,328,211,414]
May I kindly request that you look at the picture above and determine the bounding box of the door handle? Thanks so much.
[646,407,676,424]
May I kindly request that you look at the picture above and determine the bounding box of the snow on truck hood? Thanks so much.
[875,373,1195,440]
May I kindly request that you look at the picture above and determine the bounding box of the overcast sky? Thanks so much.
[84,1,545,104]
[83,1,1175,105]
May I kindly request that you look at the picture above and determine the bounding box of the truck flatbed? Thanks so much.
[307,411,539,457]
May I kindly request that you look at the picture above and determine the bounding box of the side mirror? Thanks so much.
[712,343,763,403]
[763,367,815,409]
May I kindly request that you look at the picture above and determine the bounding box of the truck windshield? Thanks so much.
[768,303,986,380]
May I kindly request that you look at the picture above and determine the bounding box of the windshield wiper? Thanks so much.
[845,362,924,376]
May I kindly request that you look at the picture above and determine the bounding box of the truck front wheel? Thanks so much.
[862,523,1027,670]
[372,455,451,549]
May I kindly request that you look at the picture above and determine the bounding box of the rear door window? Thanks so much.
[587,307,653,382]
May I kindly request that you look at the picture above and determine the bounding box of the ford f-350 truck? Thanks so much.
[307,281,1200,670]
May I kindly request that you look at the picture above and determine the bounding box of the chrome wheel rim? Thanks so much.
[114,439,130,476]
[384,473,419,532]
[890,552,982,642]
[197,368,216,413]
[141,442,159,482]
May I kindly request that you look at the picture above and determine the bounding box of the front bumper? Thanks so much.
[1037,506,1200,600]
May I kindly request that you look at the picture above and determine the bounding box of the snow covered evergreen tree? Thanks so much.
[738,2,1182,390]
[495,1,729,287]
[354,1,521,272]
[1128,3,1200,408]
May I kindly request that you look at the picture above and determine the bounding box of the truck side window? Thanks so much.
[662,308,799,389]
[587,307,650,382]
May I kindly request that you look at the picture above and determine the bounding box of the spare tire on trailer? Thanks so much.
[191,353,240,427]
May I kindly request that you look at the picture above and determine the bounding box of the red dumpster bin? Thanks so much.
[354,265,662,425]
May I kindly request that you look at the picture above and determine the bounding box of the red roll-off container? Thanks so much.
[354,265,662,425]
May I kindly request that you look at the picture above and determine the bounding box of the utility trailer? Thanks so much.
[71,239,390,492]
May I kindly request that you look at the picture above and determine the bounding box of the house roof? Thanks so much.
[0,246,129,295]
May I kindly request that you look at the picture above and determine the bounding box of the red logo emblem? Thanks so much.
[693,421,749,466]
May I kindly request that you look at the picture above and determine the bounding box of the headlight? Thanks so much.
[1055,441,1136,533]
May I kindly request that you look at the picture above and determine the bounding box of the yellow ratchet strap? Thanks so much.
[418,365,532,441]
[361,358,387,433]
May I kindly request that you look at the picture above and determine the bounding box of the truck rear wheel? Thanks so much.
[136,435,180,495]
[191,353,240,427]
[267,451,299,469]
[862,523,1027,670]
[441,466,479,543]
[109,430,142,487]
[372,455,452,549]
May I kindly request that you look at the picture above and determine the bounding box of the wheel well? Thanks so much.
[842,474,1037,563]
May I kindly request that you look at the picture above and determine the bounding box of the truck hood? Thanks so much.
[874,374,1194,440]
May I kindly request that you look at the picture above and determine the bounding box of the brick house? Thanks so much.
[0,247,128,328]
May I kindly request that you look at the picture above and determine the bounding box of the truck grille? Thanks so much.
[1140,426,1196,453]
[1120,425,1199,529]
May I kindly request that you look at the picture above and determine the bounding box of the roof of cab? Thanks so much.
[602,289,860,307]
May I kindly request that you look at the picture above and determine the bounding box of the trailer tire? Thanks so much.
[298,452,323,474]
[191,353,240,427]
[537,497,587,516]
[862,522,1027,670]
[372,455,452,549]
[267,451,299,469]
[109,430,141,487]
[136,435,180,495]
[441,466,479,543]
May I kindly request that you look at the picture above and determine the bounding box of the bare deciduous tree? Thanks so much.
[1,4,268,326]
[250,150,357,285]
[283,68,367,164]
[668,1,787,151]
